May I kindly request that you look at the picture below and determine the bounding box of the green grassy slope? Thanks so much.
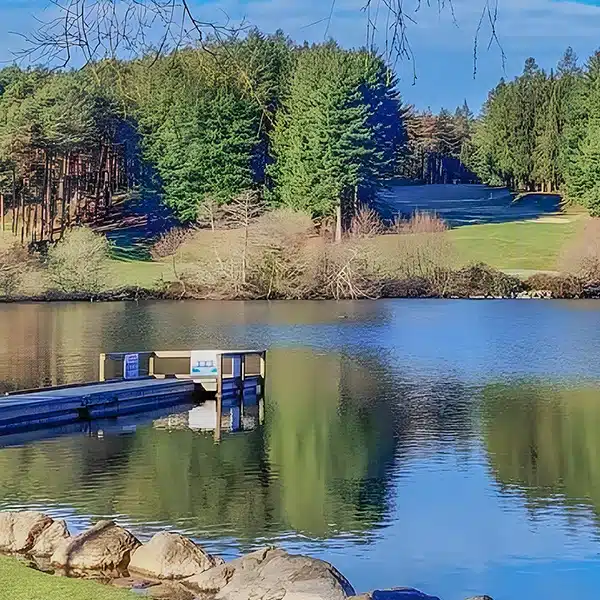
[0,556,134,600]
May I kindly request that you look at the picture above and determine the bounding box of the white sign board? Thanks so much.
[190,351,219,378]
[124,353,140,379]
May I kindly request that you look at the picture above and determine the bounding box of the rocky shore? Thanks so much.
[0,511,492,600]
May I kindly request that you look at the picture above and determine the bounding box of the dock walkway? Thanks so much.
[0,378,196,434]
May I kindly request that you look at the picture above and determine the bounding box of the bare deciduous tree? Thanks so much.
[15,0,243,66]
[19,0,503,76]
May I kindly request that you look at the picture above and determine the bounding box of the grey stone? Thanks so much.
[129,531,222,580]
[184,546,355,600]
[51,520,141,576]
[0,511,52,553]
[30,519,71,558]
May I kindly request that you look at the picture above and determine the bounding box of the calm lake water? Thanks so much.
[1,300,600,599]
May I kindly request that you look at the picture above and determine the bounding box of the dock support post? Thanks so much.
[214,353,223,442]
[149,354,155,377]
[260,351,266,395]
[99,353,106,382]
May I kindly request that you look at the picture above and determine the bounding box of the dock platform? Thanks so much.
[0,378,196,434]
[1,349,266,437]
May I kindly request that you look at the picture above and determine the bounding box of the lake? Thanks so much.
[1,300,600,599]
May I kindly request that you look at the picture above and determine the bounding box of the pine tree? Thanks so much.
[131,49,263,222]
[270,43,401,237]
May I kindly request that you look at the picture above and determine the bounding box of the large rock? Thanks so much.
[184,546,355,600]
[147,582,197,600]
[0,511,52,553]
[51,520,140,576]
[355,591,441,600]
[129,531,221,580]
[30,519,71,558]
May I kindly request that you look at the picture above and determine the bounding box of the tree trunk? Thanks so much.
[47,154,54,242]
[335,203,342,243]
[19,193,25,244]
[11,169,17,235]
[32,196,39,243]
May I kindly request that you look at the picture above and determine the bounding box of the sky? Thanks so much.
[2,0,600,113]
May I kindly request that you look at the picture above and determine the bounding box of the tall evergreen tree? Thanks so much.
[270,43,402,237]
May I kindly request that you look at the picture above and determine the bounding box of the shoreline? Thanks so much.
[0,510,490,600]
[1,287,600,303]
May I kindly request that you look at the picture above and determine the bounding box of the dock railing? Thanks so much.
[99,349,266,396]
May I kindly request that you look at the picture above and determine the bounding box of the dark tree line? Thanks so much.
[0,67,130,244]
[467,47,600,214]
[399,102,477,184]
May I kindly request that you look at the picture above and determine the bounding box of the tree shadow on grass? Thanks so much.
[95,190,175,262]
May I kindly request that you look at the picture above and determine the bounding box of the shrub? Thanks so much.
[444,263,523,298]
[524,273,584,299]
[560,218,600,283]
[382,276,433,298]
[393,210,448,234]
[47,227,111,294]
[0,243,31,297]
[150,227,191,260]
[350,205,384,238]
[385,218,455,295]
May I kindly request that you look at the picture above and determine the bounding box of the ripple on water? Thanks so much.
[2,301,600,599]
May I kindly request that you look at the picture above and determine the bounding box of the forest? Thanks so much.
[0,30,599,254]
[0,30,477,244]
[467,48,600,216]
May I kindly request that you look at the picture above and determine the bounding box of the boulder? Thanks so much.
[51,520,140,576]
[0,511,52,553]
[355,591,441,600]
[129,531,221,580]
[184,546,355,600]
[147,581,197,600]
[30,519,71,558]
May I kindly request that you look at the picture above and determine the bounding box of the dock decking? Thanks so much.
[1,349,266,437]
[0,378,196,435]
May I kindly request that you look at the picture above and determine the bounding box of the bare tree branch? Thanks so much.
[15,0,503,81]
[12,0,244,66]
[361,0,502,81]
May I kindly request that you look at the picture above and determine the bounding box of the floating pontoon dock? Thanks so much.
[0,349,266,436]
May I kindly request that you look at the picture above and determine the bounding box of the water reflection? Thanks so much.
[3,301,600,598]
[483,382,600,521]
[0,349,402,544]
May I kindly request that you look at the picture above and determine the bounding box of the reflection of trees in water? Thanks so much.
[483,383,600,520]
[0,347,481,545]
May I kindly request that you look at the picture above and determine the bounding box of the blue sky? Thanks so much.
[2,0,600,112]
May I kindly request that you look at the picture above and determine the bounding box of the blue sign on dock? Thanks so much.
[124,354,139,379]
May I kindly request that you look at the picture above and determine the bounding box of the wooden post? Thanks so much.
[149,354,155,377]
[260,351,267,397]
[240,354,246,398]
[99,353,106,382]
[214,353,223,443]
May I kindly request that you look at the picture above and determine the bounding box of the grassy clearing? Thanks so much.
[0,556,134,600]
[0,215,588,294]
[107,217,587,287]
[448,219,581,271]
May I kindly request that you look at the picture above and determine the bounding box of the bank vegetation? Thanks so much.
[2,208,600,301]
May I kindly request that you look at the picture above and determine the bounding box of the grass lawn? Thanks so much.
[1,213,589,293]
[449,218,581,272]
[113,217,585,288]
[0,556,134,600]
